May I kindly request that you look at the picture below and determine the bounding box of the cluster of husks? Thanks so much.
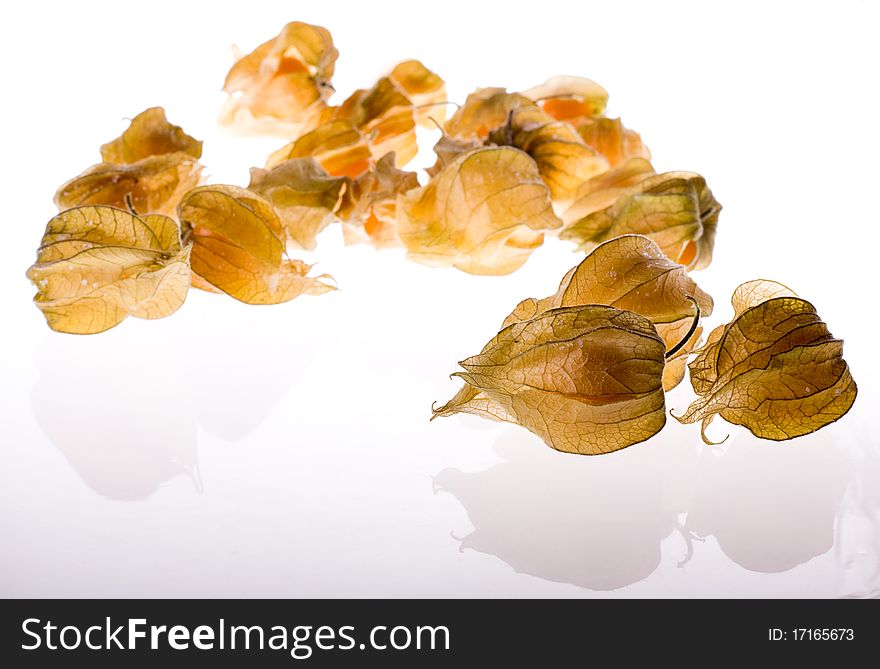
[435,242,857,451]
[29,105,335,334]
[28,21,724,332]
[28,23,451,334]
[27,21,856,446]
[210,22,724,276]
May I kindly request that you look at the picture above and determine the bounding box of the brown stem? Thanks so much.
[665,296,701,360]
[123,192,139,216]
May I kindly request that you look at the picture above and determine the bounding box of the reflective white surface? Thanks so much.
[1,0,878,598]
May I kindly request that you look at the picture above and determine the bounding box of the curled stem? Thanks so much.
[427,117,445,133]
[123,192,139,216]
[665,296,701,360]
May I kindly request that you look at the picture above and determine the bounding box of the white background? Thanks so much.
[1,0,878,597]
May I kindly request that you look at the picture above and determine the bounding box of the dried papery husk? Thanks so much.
[100,107,203,163]
[675,280,857,442]
[433,305,668,455]
[560,171,721,270]
[396,146,561,275]
[488,106,609,204]
[266,119,373,178]
[55,153,203,217]
[425,134,483,178]
[220,21,338,134]
[444,87,534,140]
[178,185,334,304]
[501,234,712,390]
[27,206,191,334]
[333,77,419,167]
[562,157,655,225]
[572,116,650,167]
[248,158,348,251]
[389,59,447,127]
[336,153,419,248]
[522,75,609,121]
